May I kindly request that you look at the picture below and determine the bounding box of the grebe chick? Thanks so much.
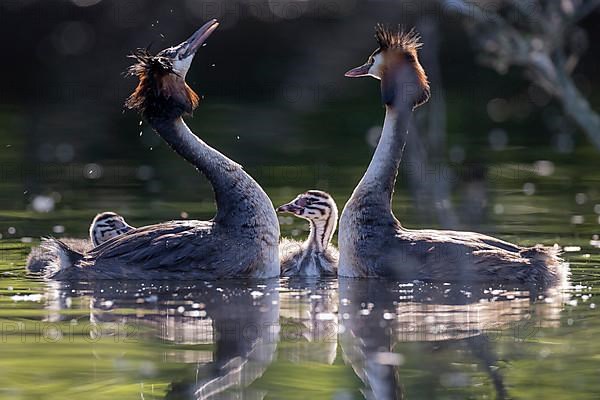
[338,25,567,287]
[26,20,280,280]
[26,212,133,274]
[90,212,134,246]
[277,191,338,277]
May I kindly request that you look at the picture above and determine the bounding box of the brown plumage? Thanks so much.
[376,25,430,108]
[125,49,200,120]
[347,25,430,108]
[375,24,422,52]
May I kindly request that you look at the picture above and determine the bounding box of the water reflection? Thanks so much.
[45,279,280,399]
[278,278,338,364]
[27,276,572,399]
[338,279,566,399]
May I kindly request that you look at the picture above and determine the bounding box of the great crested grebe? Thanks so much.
[277,190,338,277]
[338,25,567,287]
[26,20,280,279]
[27,212,133,273]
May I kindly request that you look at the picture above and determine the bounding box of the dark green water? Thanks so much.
[1,126,599,398]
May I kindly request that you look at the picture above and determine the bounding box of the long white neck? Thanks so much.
[346,106,411,215]
[306,212,338,253]
[149,116,279,235]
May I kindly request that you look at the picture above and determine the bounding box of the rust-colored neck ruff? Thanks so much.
[125,50,199,121]
[375,25,430,108]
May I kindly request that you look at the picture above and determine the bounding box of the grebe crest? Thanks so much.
[345,25,430,108]
[125,19,219,120]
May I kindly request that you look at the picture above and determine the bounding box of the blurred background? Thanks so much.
[1,2,600,399]
[0,0,599,243]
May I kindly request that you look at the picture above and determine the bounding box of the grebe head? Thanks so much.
[345,24,430,108]
[125,19,220,120]
[90,212,134,247]
[277,190,338,223]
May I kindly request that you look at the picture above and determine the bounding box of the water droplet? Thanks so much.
[83,163,103,179]
[32,195,55,213]
[570,215,584,225]
[373,352,405,366]
[533,160,554,176]
[523,182,535,196]
[316,312,335,320]
[575,193,587,205]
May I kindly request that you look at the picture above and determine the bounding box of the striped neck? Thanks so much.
[307,211,337,253]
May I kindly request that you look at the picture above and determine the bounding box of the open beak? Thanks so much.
[177,19,220,59]
[277,202,302,214]
[344,61,373,78]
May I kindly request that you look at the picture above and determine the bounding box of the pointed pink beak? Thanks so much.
[344,62,373,78]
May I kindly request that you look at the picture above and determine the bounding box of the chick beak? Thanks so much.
[277,202,302,214]
[177,19,220,59]
[344,61,373,78]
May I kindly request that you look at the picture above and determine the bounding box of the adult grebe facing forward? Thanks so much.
[26,20,280,280]
[338,25,567,287]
